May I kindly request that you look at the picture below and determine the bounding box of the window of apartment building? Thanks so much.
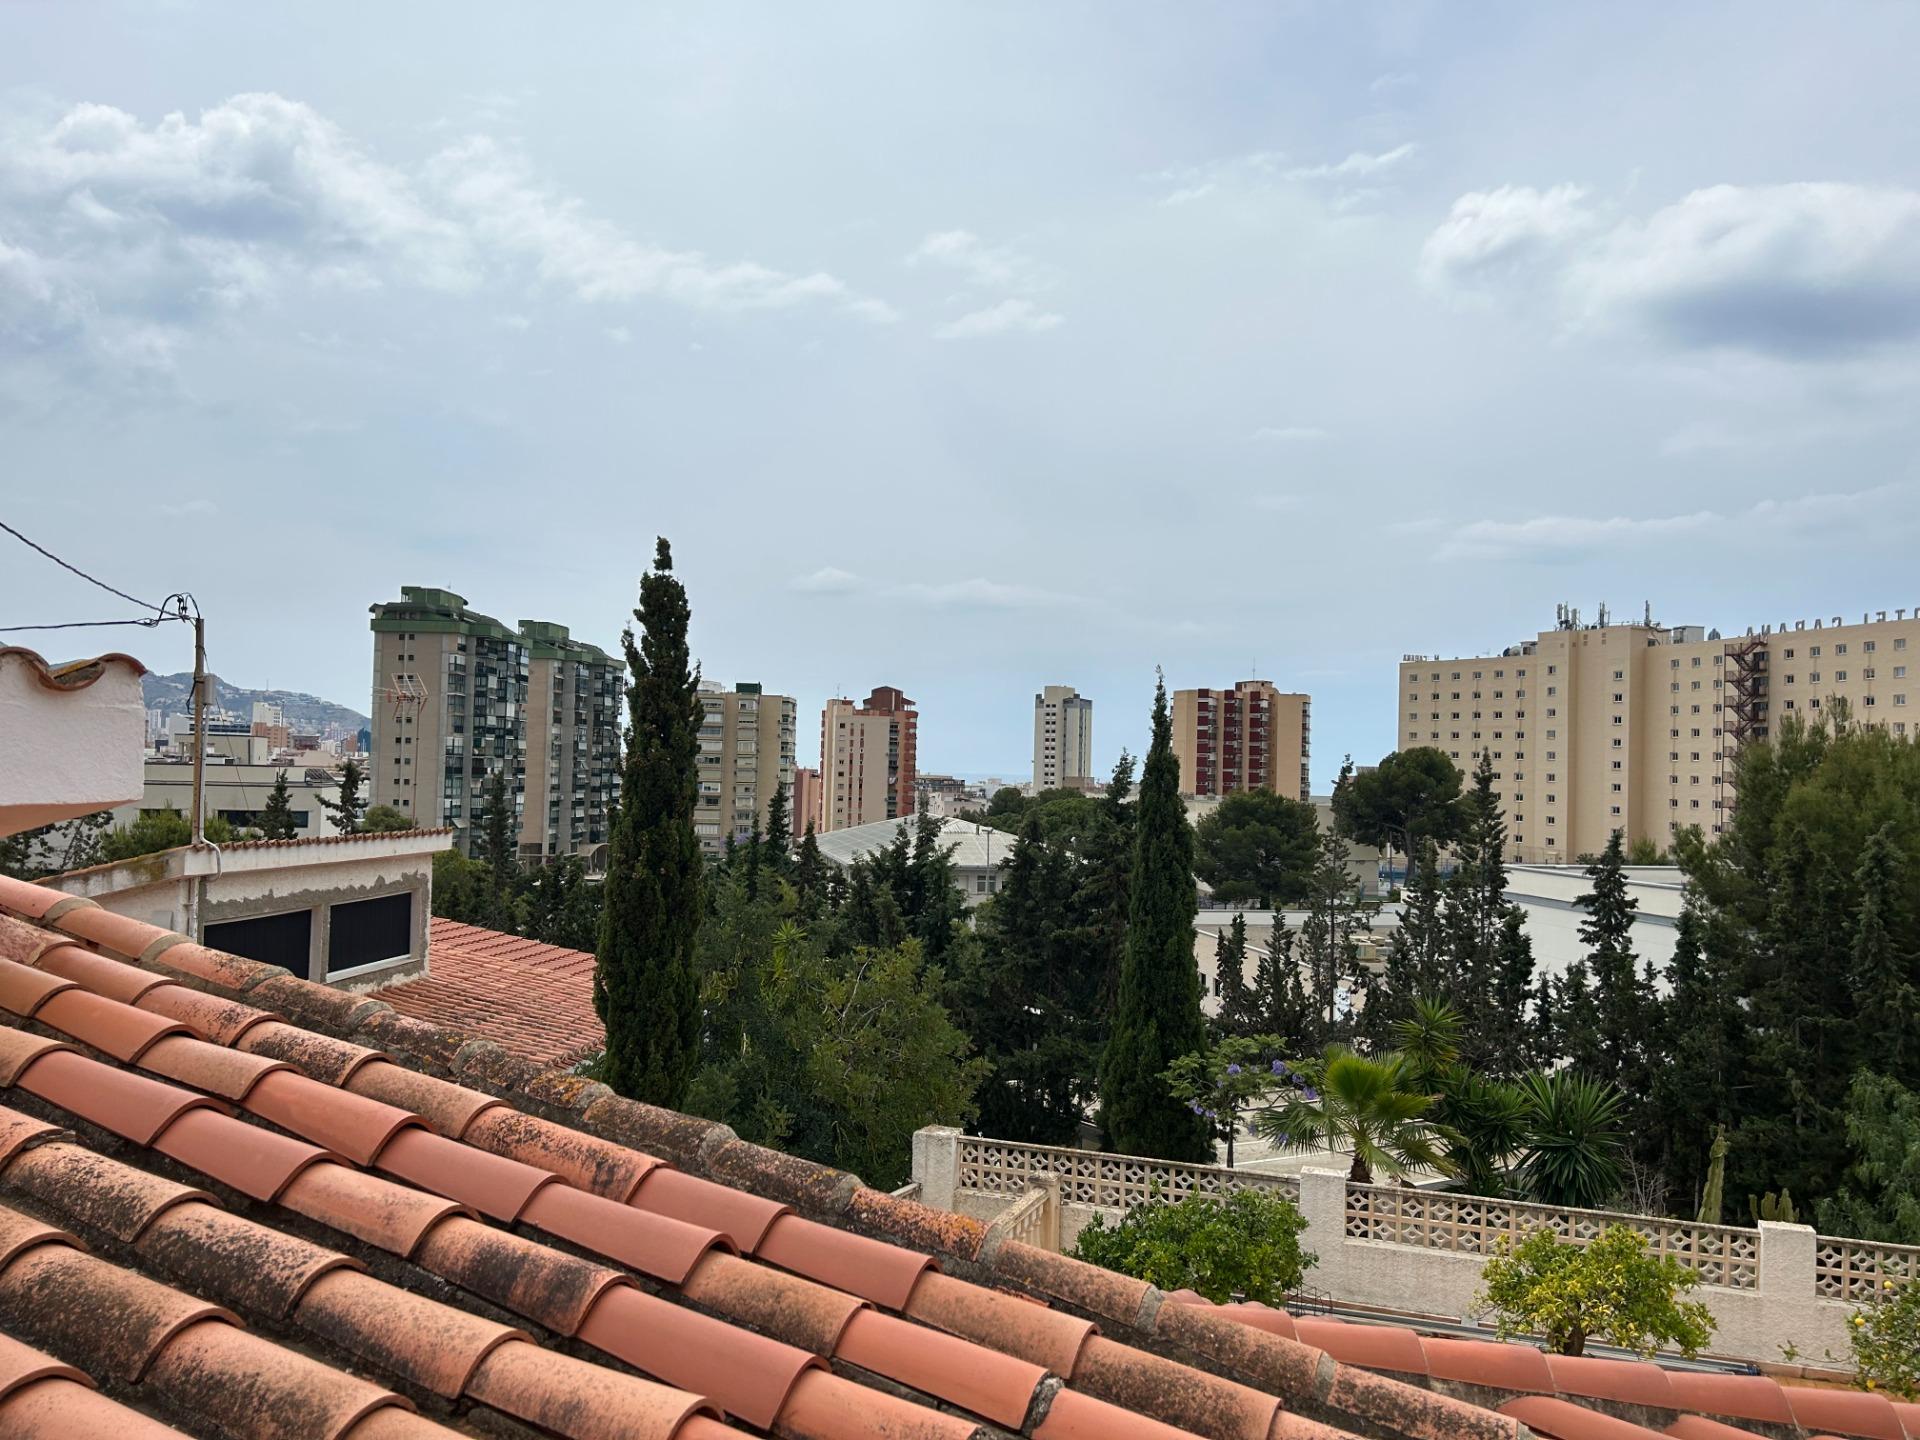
[1612,715,1623,725]
[1898,638,1909,650]
[1612,783,1622,793]
[1612,737,1623,749]
[1837,670,1848,682]
[1611,805,1622,815]
[1837,643,1848,654]
[1613,670,1624,680]
[1810,671,1822,683]
[1611,759,1622,770]
[1897,694,1909,706]
[1812,646,1822,656]
[1865,695,1878,707]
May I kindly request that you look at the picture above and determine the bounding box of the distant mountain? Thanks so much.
[142,672,370,737]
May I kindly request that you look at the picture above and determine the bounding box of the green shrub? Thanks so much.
[1477,1224,1715,1358]
[1851,1276,1919,1399]
[1070,1188,1314,1304]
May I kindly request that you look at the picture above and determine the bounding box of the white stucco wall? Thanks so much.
[0,653,146,835]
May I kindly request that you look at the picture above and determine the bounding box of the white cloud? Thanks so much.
[1148,152,1284,206]
[153,497,218,518]
[1251,425,1330,441]
[933,297,1064,340]
[1418,183,1593,294]
[792,566,863,594]
[1433,483,1907,562]
[1422,180,1920,360]
[908,230,1040,291]
[789,567,1080,609]
[1369,73,1418,95]
[0,93,894,397]
[1284,144,1416,181]
[427,136,888,319]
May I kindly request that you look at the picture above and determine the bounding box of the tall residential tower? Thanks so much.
[369,588,621,863]
[820,686,918,831]
[694,681,798,857]
[1032,685,1094,791]
[1170,681,1311,801]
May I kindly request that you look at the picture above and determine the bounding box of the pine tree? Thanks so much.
[1556,959,1604,1077]
[1212,913,1250,1037]
[764,782,792,876]
[742,821,763,902]
[1648,902,1744,1211]
[475,768,520,931]
[258,770,298,841]
[1483,910,1537,1076]
[1099,675,1210,1160]
[594,538,705,1106]
[317,757,366,835]
[1851,823,1917,1083]
[1379,836,1445,1026]
[794,821,826,917]
[1443,751,1529,1067]
[1575,830,1648,1094]
[1297,822,1373,1040]
[1251,922,1314,1045]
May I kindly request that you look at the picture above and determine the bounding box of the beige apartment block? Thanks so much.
[370,588,621,864]
[1398,605,1920,862]
[821,686,918,832]
[696,681,798,856]
[1032,684,1094,790]
[1171,681,1311,801]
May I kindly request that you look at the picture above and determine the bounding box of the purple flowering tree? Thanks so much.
[1161,1034,1313,1168]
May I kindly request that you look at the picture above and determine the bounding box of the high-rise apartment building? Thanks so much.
[369,588,621,863]
[820,686,918,832]
[1398,605,1920,863]
[1170,681,1311,801]
[695,682,797,857]
[1032,685,1094,790]
[789,766,821,839]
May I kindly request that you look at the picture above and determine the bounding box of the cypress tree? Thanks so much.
[1098,674,1210,1160]
[476,767,520,931]
[764,782,792,876]
[1484,910,1537,1076]
[1251,921,1313,1043]
[794,821,826,917]
[318,757,366,835]
[259,770,298,841]
[594,538,704,1106]
[1575,830,1647,1094]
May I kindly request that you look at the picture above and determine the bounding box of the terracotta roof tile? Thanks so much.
[32,985,190,1061]
[0,1206,81,1270]
[236,1020,387,1085]
[0,1229,239,1382]
[836,1305,1047,1428]
[1783,1387,1909,1440]
[633,1163,787,1249]
[375,919,605,1068]
[0,648,146,691]
[679,1249,865,1355]
[5,1142,211,1243]
[139,1316,429,1440]
[341,1060,504,1139]
[757,1211,934,1310]
[0,874,80,922]
[0,1329,90,1401]
[136,984,284,1047]
[28,886,1907,1440]
[277,1161,472,1257]
[459,1104,659,1199]
[293,1267,523,1398]
[904,1269,1095,1378]
[0,1372,191,1438]
[17,1048,225,1144]
[414,1215,629,1336]
[1501,1394,1666,1440]
[242,1068,420,1165]
[519,1176,728,1283]
[150,1106,338,1202]
[464,1337,718,1440]
[136,1200,360,1321]
[138,1034,289,1101]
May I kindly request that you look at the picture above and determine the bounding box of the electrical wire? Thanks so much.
[0,518,162,614]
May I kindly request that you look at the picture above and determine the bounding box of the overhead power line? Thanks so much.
[0,517,161,614]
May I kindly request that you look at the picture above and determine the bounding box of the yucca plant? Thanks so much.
[1515,1071,1627,1209]
[1253,1046,1454,1184]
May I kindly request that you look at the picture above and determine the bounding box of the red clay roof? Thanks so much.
[0,870,1907,1440]
[376,918,603,1068]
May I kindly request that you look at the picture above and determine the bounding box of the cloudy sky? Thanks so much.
[3,2,1918,783]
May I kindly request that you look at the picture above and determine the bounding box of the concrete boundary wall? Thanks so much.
[913,1127,1916,1368]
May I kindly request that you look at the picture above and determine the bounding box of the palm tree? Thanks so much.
[1253,1046,1454,1184]
[1391,997,1463,1093]
[1436,1066,1530,1196]
[1515,1071,1626,1208]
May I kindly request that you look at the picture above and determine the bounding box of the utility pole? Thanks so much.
[189,611,208,845]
